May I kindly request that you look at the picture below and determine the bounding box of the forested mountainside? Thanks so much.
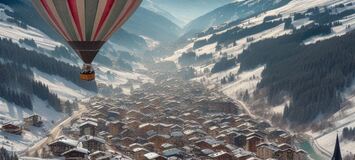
[0,147,18,160]
[169,1,355,125]
[184,0,291,35]
[0,39,98,93]
[0,63,61,111]
[240,26,355,124]
[124,7,182,43]
[0,38,98,111]
[193,18,287,50]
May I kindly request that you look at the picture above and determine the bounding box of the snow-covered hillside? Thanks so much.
[0,3,153,153]
[166,0,355,98]
[0,5,61,51]
[309,87,355,156]
[0,97,65,152]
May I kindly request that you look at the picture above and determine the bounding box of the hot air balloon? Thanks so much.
[32,0,142,81]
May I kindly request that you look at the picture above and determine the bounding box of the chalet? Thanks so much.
[139,123,156,134]
[147,134,170,151]
[107,111,120,121]
[216,134,227,141]
[234,149,254,160]
[1,123,22,135]
[121,128,137,138]
[142,142,155,152]
[48,136,79,156]
[196,117,206,124]
[89,151,107,160]
[126,120,140,129]
[136,137,149,144]
[237,124,250,130]
[161,143,174,150]
[107,121,125,136]
[224,132,237,144]
[183,129,207,139]
[140,105,157,115]
[276,133,293,145]
[256,143,279,159]
[98,131,110,141]
[274,148,296,160]
[120,137,135,147]
[61,147,89,160]
[79,135,105,152]
[266,129,288,141]
[234,134,247,148]
[278,143,293,150]
[162,117,184,126]
[201,148,215,156]
[96,118,107,132]
[255,121,271,130]
[79,121,98,136]
[170,124,182,132]
[24,114,43,127]
[208,126,219,136]
[170,131,184,147]
[127,110,144,119]
[246,135,263,152]
[156,123,172,134]
[234,119,245,127]
[294,149,307,160]
[129,143,143,151]
[195,140,213,150]
[133,147,149,160]
[212,144,230,152]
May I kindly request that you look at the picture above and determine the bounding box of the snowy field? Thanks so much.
[309,93,355,156]
[0,22,61,51]
[220,66,265,99]
[0,97,66,152]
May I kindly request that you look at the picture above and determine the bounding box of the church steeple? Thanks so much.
[331,134,342,160]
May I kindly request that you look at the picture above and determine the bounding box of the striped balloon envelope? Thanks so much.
[32,0,142,65]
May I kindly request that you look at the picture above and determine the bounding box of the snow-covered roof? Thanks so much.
[61,147,89,155]
[202,149,215,155]
[133,147,149,153]
[79,121,98,127]
[49,136,79,147]
[162,148,184,157]
[209,151,228,158]
[171,131,183,137]
[79,135,106,144]
[144,152,160,159]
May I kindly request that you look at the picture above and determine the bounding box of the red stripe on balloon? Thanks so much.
[103,0,138,41]
[67,0,83,41]
[93,0,115,41]
[40,0,70,40]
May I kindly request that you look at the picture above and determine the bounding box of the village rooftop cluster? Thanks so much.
[2,75,308,160]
